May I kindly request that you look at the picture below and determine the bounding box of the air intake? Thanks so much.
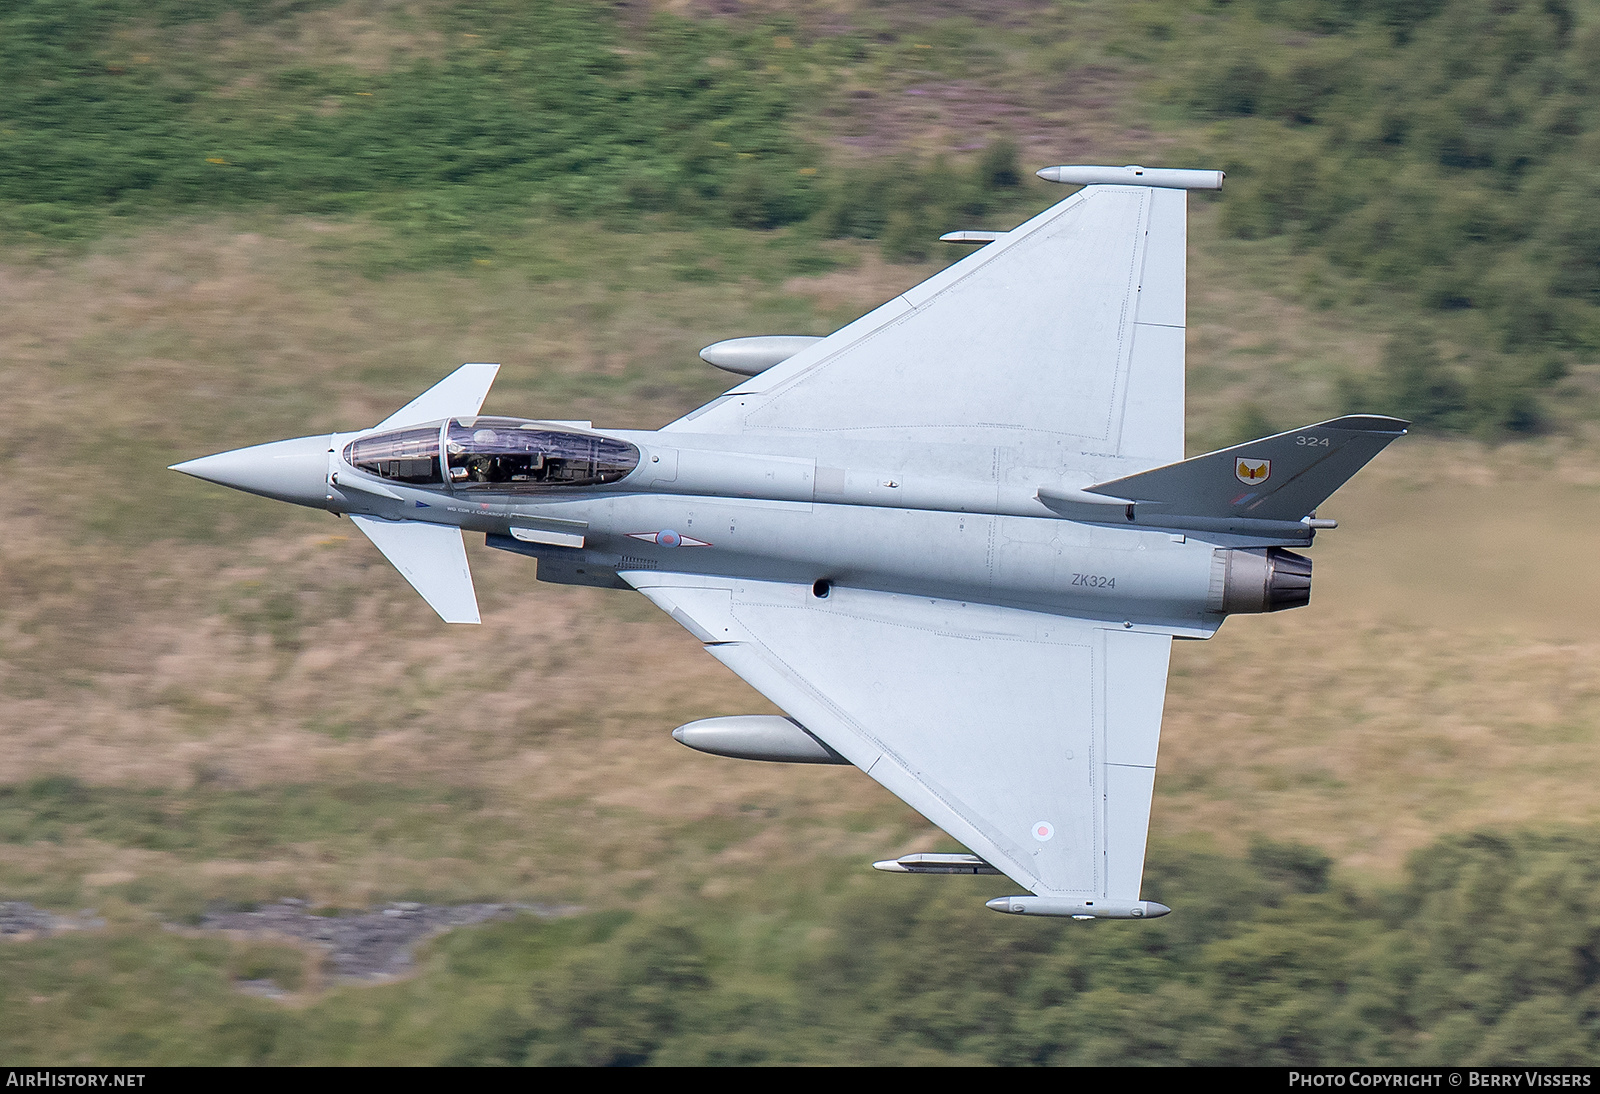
[1209,547,1313,615]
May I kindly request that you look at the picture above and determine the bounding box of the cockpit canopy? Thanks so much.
[345,425,443,484]
[344,417,640,492]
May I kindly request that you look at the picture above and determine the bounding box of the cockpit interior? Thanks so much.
[344,417,640,492]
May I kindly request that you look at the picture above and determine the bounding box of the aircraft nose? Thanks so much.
[170,434,331,509]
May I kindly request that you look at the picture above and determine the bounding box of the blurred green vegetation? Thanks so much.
[0,776,495,862]
[452,832,1600,1066]
[7,0,1597,435]
[8,0,1600,1068]
[1,0,806,231]
[1172,0,1600,434]
[0,0,1030,274]
[5,830,1600,1064]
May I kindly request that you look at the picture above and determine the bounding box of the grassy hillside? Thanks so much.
[4,209,1600,1065]
[4,0,1600,1067]
[6,0,1599,434]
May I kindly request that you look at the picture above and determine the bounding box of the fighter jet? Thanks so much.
[172,165,1406,920]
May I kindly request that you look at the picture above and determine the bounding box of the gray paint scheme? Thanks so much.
[699,335,824,376]
[938,230,1005,244]
[874,853,1002,875]
[170,167,1405,919]
[672,715,849,764]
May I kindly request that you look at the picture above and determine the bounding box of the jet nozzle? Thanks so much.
[1209,547,1312,615]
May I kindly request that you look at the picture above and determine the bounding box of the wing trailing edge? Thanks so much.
[621,572,1173,902]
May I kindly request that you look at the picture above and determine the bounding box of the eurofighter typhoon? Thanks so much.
[172,165,1405,920]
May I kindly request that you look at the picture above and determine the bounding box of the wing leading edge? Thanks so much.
[625,572,1170,903]
[667,184,1188,469]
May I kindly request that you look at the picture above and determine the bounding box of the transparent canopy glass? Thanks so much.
[343,426,443,484]
[445,417,640,489]
[344,418,640,491]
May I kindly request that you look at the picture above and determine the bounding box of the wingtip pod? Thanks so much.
[1037,164,1224,190]
[986,896,1172,920]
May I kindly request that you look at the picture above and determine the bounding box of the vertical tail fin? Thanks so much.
[1069,415,1407,530]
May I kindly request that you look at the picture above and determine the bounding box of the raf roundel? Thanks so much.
[1032,821,1055,843]
[626,530,713,548]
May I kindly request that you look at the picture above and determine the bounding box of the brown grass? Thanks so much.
[111,1,447,86]
[2,209,1598,918]
[1157,441,1600,875]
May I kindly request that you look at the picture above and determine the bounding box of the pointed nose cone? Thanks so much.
[170,434,331,509]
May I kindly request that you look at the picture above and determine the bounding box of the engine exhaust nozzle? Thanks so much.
[1210,547,1312,615]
